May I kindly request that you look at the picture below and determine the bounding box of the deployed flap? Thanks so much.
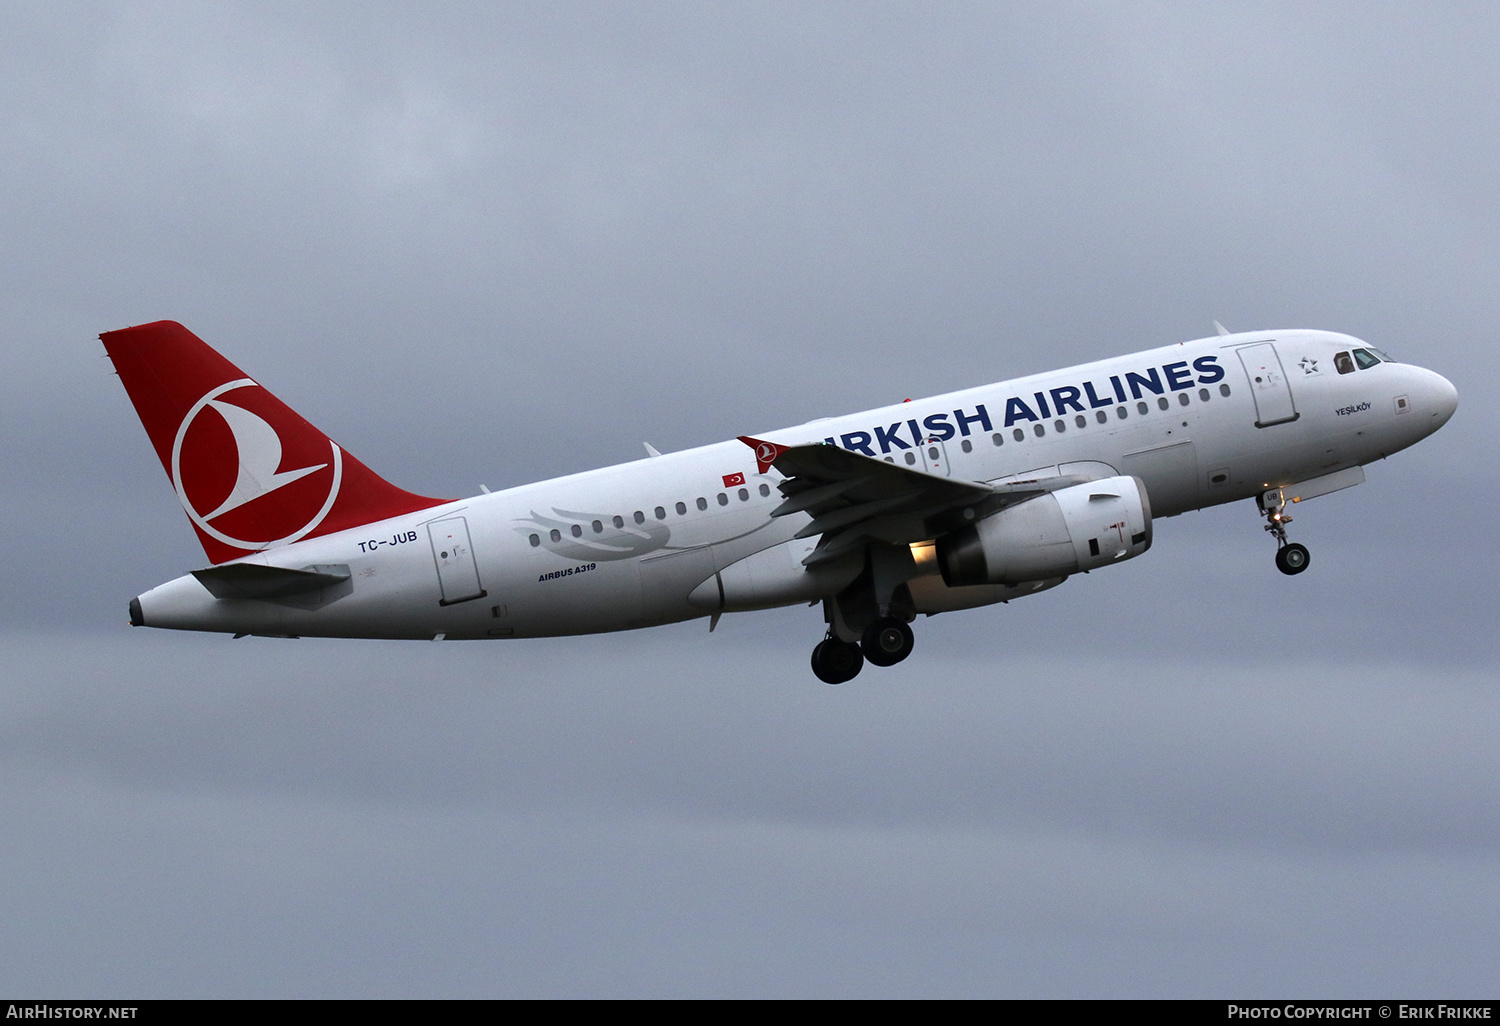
[192,563,352,600]
[739,436,999,566]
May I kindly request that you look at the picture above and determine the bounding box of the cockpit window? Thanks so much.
[1367,346,1395,363]
[1334,351,1355,374]
[1353,348,1381,370]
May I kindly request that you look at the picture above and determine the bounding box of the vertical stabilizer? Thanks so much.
[102,320,448,564]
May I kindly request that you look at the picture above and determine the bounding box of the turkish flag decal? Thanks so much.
[722,472,746,488]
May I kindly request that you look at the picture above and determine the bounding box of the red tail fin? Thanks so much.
[102,320,448,564]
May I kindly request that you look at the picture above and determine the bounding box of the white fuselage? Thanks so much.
[132,330,1457,640]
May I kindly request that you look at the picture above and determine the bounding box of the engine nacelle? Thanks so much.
[936,475,1152,587]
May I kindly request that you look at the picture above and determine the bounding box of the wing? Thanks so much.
[739,436,1081,567]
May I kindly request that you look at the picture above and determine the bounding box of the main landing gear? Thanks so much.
[810,543,920,684]
[1259,488,1311,576]
[811,615,915,684]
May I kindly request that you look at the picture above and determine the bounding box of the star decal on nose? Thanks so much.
[1299,357,1320,375]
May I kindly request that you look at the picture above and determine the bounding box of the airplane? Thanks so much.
[104,320,1457,684]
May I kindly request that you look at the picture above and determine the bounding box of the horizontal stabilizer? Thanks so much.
[192,563,351,600]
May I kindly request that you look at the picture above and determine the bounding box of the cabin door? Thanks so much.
[428,516,487,605]
[1236,342,1299,427]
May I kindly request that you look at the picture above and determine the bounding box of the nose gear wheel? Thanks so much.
[1259,488,1311,576]
[1275,542,1310,575]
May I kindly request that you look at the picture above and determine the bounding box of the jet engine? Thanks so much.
[936,475,1152,587]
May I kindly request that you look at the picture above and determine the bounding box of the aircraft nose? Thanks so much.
[1428,370,1458,428]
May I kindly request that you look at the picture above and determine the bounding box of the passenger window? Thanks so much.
[759,484,770,497]
[1219,383,1232,397]
[634,510,645,524]
[928,446,939,459]
[1157,397,1170,411]
[1033,423,1045,437]
[550,529,561,542]
[1178,393,1190,407]
[1013,428,1025,442]
[592,520,603,533]
[904,452,916,465]
[1199,388,1210,402]
[1116,406,1127,419]
[1334,351,1355,374]
[1053,419,1065,433]
[717,493,728,506]
[1095,410,1107,424]
[1075,414,1086,428]
[961,439,972,453]
[884,456,894,463]
[738,488,749,501]
[675,501,686,516]
[1353,348,1381,370]
[570,524,582,537]
[612,515,624,528]
[655,506,666,520]
[1137,401,1149,415]
[529,533,540,547]
[992,433,1004,447]
[695,497,707,511]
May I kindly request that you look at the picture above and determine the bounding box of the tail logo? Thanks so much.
[171,379,344,551]
[737,435,787,475]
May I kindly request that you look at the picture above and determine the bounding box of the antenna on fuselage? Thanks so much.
[643,442,663,458]
[1213,320,1231,337]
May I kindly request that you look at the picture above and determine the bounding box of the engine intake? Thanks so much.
[936,475,1152,587]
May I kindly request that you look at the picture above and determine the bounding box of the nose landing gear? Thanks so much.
[1260,488,1311,576]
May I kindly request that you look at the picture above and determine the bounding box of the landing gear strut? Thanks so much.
[1259,488,1311,576]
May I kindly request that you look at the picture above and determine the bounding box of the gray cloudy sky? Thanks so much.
[3,1,1497,997]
